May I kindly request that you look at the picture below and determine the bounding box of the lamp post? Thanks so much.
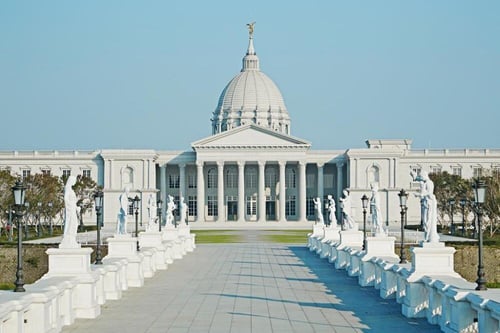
[448,198,455,235]
[472,179,487,291]
[157,199,163,232]
[398,189,408,264]
[48,202,53,236]
[459,197,467,237]
[24,202,29,239]
[36,202,42,237]
[93,189,104,265]
[12,180,27,292]
[133,195,141,251]
[361,194,369,251]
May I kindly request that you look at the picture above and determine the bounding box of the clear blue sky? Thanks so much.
[1,1,499,151]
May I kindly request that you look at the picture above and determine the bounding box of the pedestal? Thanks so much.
[105,235,144,287]
[44,247,100,319]
[359,236,399,287]
[162,229,183,259]
[139,231,167,270]
[402,242,460,318]
[335,230,363,269]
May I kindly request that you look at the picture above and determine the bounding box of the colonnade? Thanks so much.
[159,160,341,223]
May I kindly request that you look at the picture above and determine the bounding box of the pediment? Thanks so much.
[192,125,311,151]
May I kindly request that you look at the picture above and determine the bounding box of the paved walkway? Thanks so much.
[62,242,439,333]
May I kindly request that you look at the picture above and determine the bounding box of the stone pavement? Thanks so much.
[62,241,440,333]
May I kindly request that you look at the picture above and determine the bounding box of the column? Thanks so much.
[298,161,307,221]
[160,164,167,222]
[109,159,113,189]
[258,161,266,222]
[196,162,205,222]
[317,163,324,202]
[279,161,286,222]
[237,161,245,222]
[336,162,344,222]
[179,163,186,197]
[217,162,224,222]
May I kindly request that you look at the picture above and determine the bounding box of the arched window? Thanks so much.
[207,168,217,189]
[286,168,296,189]
[246,167,257,188]
[226,168,237,188]
[265,168,277,188]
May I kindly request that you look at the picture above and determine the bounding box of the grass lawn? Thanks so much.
[193,230,244,243]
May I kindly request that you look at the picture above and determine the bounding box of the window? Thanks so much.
[286,169,296,189]
[169,174,180,188]
[128,199,134,215]
[41,169,51,176]
[246,195,257,215]
[265,168,277,188]
[493,166,500,178]
[430,166,442,174]
[411,166,421,177]
[62,169,71,178]
[226,168,237,189]
[188,173,197,189]
[207,195,218,216]
[473,166,482,178]
[246,168,257,188]
[324,174,334,188]
[306,197,315,216]
[173,196,180,216]
[188,196,197,217]
[451,166,462,177]
[306,174,315,189]
[207,168,217,189]
[286,195,296,216]
[82,169,91,178]
[22,169,31,179]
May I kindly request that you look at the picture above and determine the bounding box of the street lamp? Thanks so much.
[361,194,369,251]
[472,179,487,291]
[24,202,29,239]
[133,195,141,251]
[448,198,455,235]
[459,197,467,237]
[12,180,27,292]
[93,189,104,265]
[398,189,408,264]
[48,202,53,236]
[157,199,163,232]
[36,202,42,237]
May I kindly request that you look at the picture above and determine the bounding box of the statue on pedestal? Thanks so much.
[166,195,177,227]
[370,184,385,236]
[60,175,79,248]
[180,196,188,226]
[327,194,338,229]
[340,189,356,230]
[313,197,324,225]
[411,170,440,243]
[116,187,130,235]
[147,194,157,231]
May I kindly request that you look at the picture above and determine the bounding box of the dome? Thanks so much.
[211,31,291,135]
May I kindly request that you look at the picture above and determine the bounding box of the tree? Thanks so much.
[429,171,471,228]
[481,170,500,237]
[72,174,99,221]
[0,170,16,226]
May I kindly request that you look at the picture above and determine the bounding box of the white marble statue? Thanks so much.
[327,194,338,228]
[313,197,324,225]
[147,194,157,231]
[411,170,439,243]
[60,175,79,248]
[166,195,177,226]
[116,187,130,234]
[370,184,384,236]
[340,189,356,230]
[180,196,188,225]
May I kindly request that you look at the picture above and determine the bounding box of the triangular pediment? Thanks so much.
[192,124,311,151]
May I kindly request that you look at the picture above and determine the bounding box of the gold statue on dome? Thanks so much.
[246,22,256,37]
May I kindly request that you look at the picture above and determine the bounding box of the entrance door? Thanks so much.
[246,195,257,221]
[266,201,276,220]
[227,200,238,221]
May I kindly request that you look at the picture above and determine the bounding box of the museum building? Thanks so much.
[1,33,499,228]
